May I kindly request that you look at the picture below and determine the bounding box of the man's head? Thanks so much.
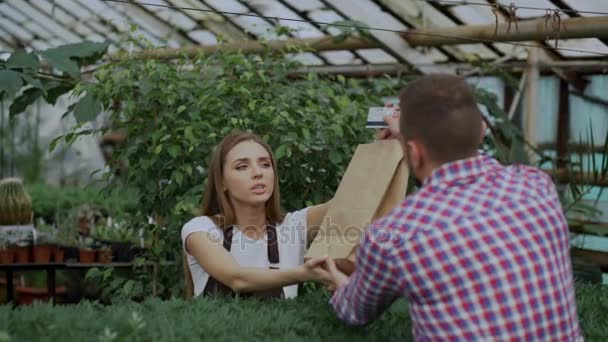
[398,74,485,181]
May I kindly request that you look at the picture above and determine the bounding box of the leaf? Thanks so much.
[173,170,184,186]
[329,150,342,164]
[40,41,109,78]
[9,87,43,118]
[168,145,181,158]
[6,50,40,71]
[123,280,134,294]
[184,126,195,141]
[20,73,43,89]
[43,80,75,105]
[49,135,63,152]
[0,70,23,98]
[275,144,287,160]
[139,77,154,95]
[73,91,102,123]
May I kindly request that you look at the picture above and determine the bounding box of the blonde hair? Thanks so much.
[183,131,285,298]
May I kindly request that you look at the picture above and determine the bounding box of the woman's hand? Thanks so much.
[375,104,401,141]
[297,256,333,285]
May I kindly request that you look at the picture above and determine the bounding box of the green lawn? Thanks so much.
[1,282,607,341]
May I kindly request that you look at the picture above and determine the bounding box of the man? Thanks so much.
[325,74,582,341]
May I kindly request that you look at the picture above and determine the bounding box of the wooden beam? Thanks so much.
[556,79,570,169]
[109,36,377,60]
[402,16,608,46]
[291,63,414,78]
[571,249,608,273]
[544,169,608,187]
[293,61,608,75]
[537,143,608,154]
[524,48,540,149]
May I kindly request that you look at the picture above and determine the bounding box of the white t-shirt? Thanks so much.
[181,208,308,299]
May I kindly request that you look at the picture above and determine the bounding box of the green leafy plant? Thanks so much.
[0,42,109,118]
[0,283,607,340]
[52,34,399,299]
[34,218,56,245]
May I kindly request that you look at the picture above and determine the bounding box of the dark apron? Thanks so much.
[202,224,284,300]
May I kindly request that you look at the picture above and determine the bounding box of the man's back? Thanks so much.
[331,154,582,341]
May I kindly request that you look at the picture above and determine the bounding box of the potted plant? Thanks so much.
[78,237,96,263]
[107,222,137,262]
[54,225,78,263]
[13,230,33,264]
[0,178,33,226]
[33,219,56,263]
[98,245,112,264]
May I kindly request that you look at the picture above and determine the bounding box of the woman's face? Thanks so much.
[222,140,275,208]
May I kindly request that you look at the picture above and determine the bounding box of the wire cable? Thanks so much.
[100,0,608,57]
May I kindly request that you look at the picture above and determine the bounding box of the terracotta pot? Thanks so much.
[98,249,112,264]
[33,244,53,263]
[15,246,30,263]
[53,246,65,263]
[16,286,67,305]
[0,249,15,264]
[79,248,96,263]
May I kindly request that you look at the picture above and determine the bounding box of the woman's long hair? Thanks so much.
[184,131,285,298]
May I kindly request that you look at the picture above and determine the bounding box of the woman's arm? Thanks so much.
[186,232,330,293]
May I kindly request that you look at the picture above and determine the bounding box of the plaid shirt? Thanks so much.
[330,154,582,341]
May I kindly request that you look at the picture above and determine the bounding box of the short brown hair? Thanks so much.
[399,74,483,163]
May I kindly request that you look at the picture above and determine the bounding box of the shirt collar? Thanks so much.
[422,153,501,188]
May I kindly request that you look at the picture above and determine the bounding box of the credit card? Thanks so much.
[366,107,393,128]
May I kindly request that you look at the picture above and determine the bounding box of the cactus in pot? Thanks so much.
[0,178,33,225]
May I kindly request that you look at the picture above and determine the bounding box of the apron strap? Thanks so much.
[202,224,284,299]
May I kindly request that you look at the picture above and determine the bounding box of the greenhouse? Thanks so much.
[1,0,607,340]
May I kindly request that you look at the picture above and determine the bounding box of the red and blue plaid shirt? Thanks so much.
[330,154,582,341]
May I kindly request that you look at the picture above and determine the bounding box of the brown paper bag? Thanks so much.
[305,139,409,275]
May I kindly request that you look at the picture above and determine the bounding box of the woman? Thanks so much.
[181,131,333,299]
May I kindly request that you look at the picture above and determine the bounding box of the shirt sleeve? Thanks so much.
[282,207,309,261]
[329,219,403,326]
[181,216,219,253]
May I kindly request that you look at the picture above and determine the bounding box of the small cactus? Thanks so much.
[0,178,33,225]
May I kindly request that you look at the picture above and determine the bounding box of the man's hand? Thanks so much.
[324,257,349,292]
[375,104,400,140]
[299,256,334,286]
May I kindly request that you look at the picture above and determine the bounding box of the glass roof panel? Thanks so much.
[0,3,28,22]
[243,0,324,39]
[356,49,398,64]
[288,52,324,65]
[56,0,90,19]
[0,18,35,42]
[156,9,198,31]
[0,0,605,67]
[497,0,559,19]
[450,4,495,25]
[188,30,218,44]
[320,50,361,65]
[563,0,608,17]
[552,38,608,58]
[10,1,80,42]
[282,0,324,12]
